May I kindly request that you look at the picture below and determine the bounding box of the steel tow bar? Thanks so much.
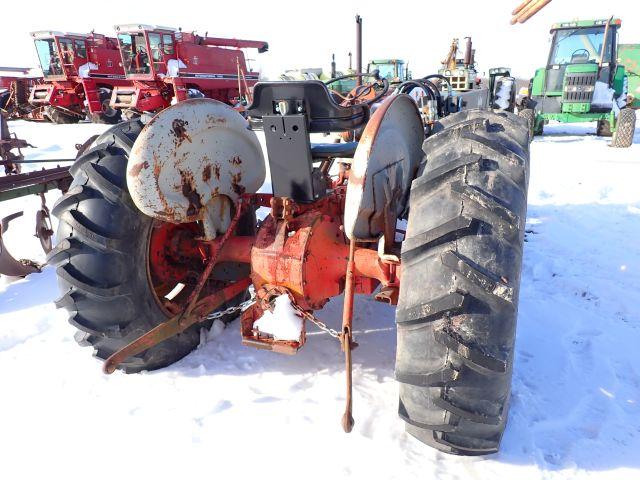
[103,200,246,374]
[102,278,251,374]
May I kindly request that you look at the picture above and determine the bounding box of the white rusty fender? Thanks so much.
[344,94,424,241]
[127,98,265,239]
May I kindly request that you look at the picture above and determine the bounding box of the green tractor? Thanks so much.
[520,17,637,148]
[366,58,410,83]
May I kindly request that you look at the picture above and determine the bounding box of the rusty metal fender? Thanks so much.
[127,98,265,239]
[344,94,424,240]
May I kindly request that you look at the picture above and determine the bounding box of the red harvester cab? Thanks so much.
[29,31,129,124]
[110,24,268,114]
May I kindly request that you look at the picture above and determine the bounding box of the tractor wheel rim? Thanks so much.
[146,220,211,316]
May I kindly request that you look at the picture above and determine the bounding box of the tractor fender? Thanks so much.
[127,98,265,239]
[344,94,424,240]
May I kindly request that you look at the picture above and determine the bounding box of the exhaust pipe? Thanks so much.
[464,37,473,66]
[355,15,362,86]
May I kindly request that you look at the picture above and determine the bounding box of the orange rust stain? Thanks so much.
[129,160,149,178]
[171,118,192,147]
[203,164,212,182]
[179,169,202,217]
[231,172,245,195]
[229,155,242,165]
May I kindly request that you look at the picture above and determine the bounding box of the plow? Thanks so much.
[47,62,531,454]
[0,112,84,276]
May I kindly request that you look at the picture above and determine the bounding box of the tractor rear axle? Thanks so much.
[105,189,401,371]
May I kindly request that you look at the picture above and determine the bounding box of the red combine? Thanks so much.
[28,31,129,124]
[110,24,268,116]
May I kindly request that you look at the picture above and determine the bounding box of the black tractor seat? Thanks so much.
[246,81,369,133]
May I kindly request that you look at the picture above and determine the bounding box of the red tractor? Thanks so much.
[110,24,268,116]
[29,31,129,124]
[51,78,530,455]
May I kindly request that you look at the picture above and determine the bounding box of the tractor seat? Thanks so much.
[247,81,369,133]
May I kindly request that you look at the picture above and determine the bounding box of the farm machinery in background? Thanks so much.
[0,67,44,121]
[29,31,129,124]
[518,17,638,148]
[439,37,479,92]
[0,112,81,276]
[437,36,515,111]
[109,24,268,117]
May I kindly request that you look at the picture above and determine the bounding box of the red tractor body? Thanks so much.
[29,31,129,122]
[110,24,267,114]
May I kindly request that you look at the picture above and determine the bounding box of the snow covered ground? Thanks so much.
[0,117,639,480]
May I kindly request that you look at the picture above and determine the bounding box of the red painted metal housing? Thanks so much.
[110,25,267,113]
[28,31,129,117]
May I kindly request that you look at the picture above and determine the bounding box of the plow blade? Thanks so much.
[0,212,40,277]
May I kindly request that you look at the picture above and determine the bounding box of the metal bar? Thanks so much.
[182,199,245,319]
[511,0,532,15]
[0,166,70,191]
[0,180,65,202]
[340,239,356,433]
[0,158,74,164]
[355,15,362,87]
[200,36,268,52]
[512,0,552,24]
[102,278,251,374]
[599,16,614,68]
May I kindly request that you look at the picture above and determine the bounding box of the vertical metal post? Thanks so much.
[355,15,362,86]
[341,239,356,433]
[464,37,473,66]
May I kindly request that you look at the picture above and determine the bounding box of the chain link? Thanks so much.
[205,291,343,342]
[292,304,342,340]
[205,296,256,321]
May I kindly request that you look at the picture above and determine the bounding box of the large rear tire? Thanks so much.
[49,120,252,373]
[396,109,529,455]
[611,108,636,148]
[517,108,535,141]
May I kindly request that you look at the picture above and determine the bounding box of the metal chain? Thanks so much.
[292,304,342,340]
[205,290,342,342]
[206,296,256,321]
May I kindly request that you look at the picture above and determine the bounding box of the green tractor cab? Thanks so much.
[367,59,410,84]
[521,17,637,147]
[324,59,409,96]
